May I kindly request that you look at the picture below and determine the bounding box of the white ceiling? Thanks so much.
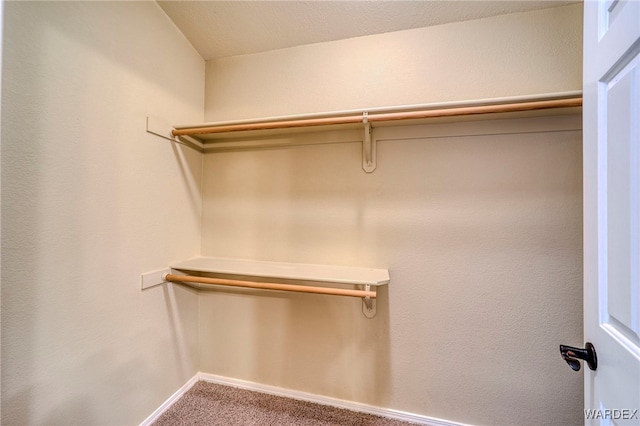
[158,1,579,60]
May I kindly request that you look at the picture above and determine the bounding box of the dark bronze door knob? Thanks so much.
[560,342,597,371]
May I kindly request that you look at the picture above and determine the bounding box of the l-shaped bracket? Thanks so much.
[149,114,377,173]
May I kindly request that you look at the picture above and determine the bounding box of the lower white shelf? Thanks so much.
[141,257,389,318]
[169,257,390,286]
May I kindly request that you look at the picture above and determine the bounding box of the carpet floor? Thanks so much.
[152,381,418,426]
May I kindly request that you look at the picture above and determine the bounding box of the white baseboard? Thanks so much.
[141,371,469,426]
[139,374,200,426]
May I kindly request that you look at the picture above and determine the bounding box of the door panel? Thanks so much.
[603,52,640,342]
[584,0,640,424]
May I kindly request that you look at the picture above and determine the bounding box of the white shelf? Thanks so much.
[169,257,390,287]
[171,92,582,142]
[148,92,582,173]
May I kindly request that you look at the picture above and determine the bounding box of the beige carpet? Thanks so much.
[153,381,418,426]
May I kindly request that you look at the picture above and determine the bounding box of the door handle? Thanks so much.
[559,342,597,371]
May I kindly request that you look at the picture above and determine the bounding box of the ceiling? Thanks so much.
[158,1,579,60]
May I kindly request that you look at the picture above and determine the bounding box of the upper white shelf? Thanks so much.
[170,257,390,287]
[146,91,582,173]
[171,91,582,143]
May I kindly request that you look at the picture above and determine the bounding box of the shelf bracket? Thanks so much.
[362,284,377,318]
[362,113,376,173]
[146,116,204,153]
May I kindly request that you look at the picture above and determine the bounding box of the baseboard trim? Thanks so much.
[198,372,468,426]
[139,374,200,426]
[140,371,468,426]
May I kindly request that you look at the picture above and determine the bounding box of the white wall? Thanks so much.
[1,2,204,424]
[205,4,582,122]
[200,4,584,425]
[0,3,585,425]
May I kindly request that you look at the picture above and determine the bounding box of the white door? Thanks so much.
[583,0,640,424]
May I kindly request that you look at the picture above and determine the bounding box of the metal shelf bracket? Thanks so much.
[362,113,376,173]
[362,284,377,318]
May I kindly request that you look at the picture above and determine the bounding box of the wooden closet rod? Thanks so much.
[163,273,377,299]
[172,96,582,137]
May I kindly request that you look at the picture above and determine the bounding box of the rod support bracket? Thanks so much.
[362,113,376,173]
[362,284,376,318]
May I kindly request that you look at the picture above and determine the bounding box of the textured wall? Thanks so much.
[199,118,584,425]
[200,4,584,426]
[1,2,204,424]
[0,3,585,425]
[205,4,583,122]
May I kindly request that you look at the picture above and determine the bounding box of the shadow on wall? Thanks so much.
[257,285,392,406]
[195,276,392,406]
[163,283,201,381]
